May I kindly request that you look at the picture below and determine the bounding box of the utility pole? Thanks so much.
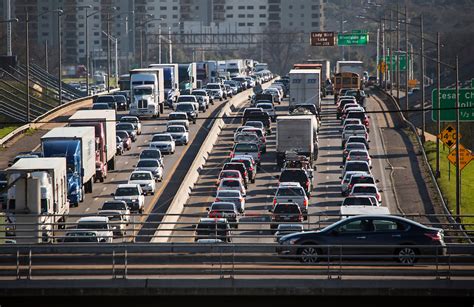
[44,40,48,73]
[389,10,393,92]
[58,9,63,105]
[25,8,30,123]
[107,12,111,92]
[435,32,441,178]
[169,26,172,63]
[6,0,12,56]
[381,17,386,88]
[159,23,162,64]
[405,5,409,119]
[420,14,426,142]
[455,55,460,223]
[396,4,400,103]
[376,27,380,84]
[140,28,143,67]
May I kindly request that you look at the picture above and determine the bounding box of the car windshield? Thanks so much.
[116,124,133,131]
[346,163,370,172]
[207,84,220,89]
[169,113,187,120]
[92,104,110,109]
[232,159,251,169]
[277,187,304,196]
[137,160,159,168]
[134,88,152,95]
[96,96,114,102]
[345,125,365,131]
[348,137,367,144]
[192,91,206,96]
[242,129,263,137]
[351,176,375,185]
[116,131,129,139]
[211,204,235,211]
[257,104,272,110]
[167,126,185,132]
[280,170,308,182]
[349,151,368,158]
[236,135,258,142]
[130,172,153,180]
[140,150,161,159]
[121,118,138,124]
[152,135,171,142]
[343,198,373,206]
[217,191,240,198]
[347,112,366,120]
[176,104,194,112]
[235,143,258,152]
[353,186,377,194]
[220,171,240,178]
[77,222,108,230]
[221,180,241,187]
[346,143,366,151]
[98,212,121,221]
[115,187,139,196]
[179,96,196,102]
[274,204,300,214]
[102,202,127,210]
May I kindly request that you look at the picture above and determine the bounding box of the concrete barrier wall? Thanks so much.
[151,90,253,243]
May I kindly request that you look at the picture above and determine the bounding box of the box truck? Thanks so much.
[148,63,180,107]
[289,69,321,113]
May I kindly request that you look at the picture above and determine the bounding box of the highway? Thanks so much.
[168,93,400,243]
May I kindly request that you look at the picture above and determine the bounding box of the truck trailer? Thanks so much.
[276,115,319,167]
[41,127,96,206]
[289,69,321,113]
[68,109,117,183]
[148,63,180,107]
[6,157,69,243]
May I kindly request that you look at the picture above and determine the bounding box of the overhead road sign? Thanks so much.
[310,32,335,46]
[384,53,409,71]
[432,89,474,122]
[337,33,369,46]
[437,124,460,148]
[351,30,368,34]
[447,144,474,171]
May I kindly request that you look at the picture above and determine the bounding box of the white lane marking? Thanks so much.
[94,198,99,201]
[326,176,329,180]
[85,208,90,212]
[102,187,107,191]
[206,119,215,129]
[125,161,129,165]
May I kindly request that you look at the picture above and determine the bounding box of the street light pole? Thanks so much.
[58,9,63,105]
[396,4,400,103]
[435,32,441,178]
[107,11,111,92]
[159,23,162,64]
[455,55,460,223]
[169,26,172,63]
[420,14,426,142]
[85,8,97,96]
[405,5,409,119]
[25,9,30,123]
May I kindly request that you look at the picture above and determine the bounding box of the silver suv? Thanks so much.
[272,182,308,218]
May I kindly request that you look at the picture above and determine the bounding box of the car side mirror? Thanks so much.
[339,165,343,169]
[111,193,115,196]
[368,140,371,143]
[376,179,380,183]
[275,175,280,179]
[339,177,342,179]
[206,208,210,211]
[268,208,273,213]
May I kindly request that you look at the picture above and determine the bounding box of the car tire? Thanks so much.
[151,191,155,195]
[396,247,418,265]
[139,208,143,214]
[251,178,256,184]
[298,244,321,263]
[100,177,104,183]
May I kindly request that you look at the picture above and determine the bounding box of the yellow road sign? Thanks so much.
[378,61,387,73]
[408,79,418,87]
[437,124,461,148]
[447,144,474,171]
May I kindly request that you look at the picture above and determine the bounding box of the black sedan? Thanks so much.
[276,215,446,264]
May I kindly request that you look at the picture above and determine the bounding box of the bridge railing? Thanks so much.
[1,242,473,281]
[0,212,472,244]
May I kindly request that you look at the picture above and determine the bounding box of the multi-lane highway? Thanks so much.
[168,92,401,243]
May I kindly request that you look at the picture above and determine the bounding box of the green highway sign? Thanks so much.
[432,89,474,122]
[471,79,474,88]
[385,54,409,71]
[351,29,368,34]
[337,33,369,46]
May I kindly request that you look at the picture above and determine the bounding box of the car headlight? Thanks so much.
[281,237,299,245]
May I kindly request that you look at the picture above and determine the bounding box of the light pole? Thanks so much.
[84,6,97,96]
[340,17,348,60]
[136,17,162,67]
[0,18,18,56]
[102,31,118,86]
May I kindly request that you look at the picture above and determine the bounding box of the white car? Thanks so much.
[346,149,372,168]
[134,159,163,181]
[149,133,176,154]
[76,216,113,243]
[120,116,142,135]
[348,183,382,204]
[167,119,189,131]
[128,170,157,195]
[263,88,281,103]
[256,102,276,121]
[191,90,210,111]
[205,83,224,101]
[100,200,131,223]
[217,178,247,198]
[176,95,199,112]
[97,210,127,237]
[166,125,189,145]
[215,189,245,213]
[342,118,362,129]
[342,124,368,147]
[112,184,145,214]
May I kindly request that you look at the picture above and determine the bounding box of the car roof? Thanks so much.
[167,125,186,129]
[278,182,302,187]
[352,183,377,188]
[77,216,109,223]
[131,170,154,175]
[117,183,140,188]
[199,218,228,223]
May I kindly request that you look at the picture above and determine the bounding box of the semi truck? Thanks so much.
[276,115,319,167]
[68,110,117,183]
[255,62,268,72]
[288,69,321,113]
[178,63,197,91]
[41,127,96,207]
[306,59,331,95]
[118,74,130,91]
[148,63,180,106]
[196,61,218,85]
[225,59,245,77]
[6,158,69,243]
[129,67,165,117]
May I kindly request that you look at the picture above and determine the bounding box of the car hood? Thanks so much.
[279,230,322,242]
[114,195,140,201]
[135,166,160,172]
[150,141,172,146]
[129,179,154,185]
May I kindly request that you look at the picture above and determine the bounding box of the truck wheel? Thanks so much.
[100,177,104,183]
[109,156,116,171]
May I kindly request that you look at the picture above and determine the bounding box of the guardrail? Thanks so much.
[373,87,471,243]
[0,243,473,281]
[0,88,118,147]
[1,212,473,244]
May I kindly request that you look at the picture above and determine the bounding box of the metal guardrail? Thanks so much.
[1,243,473,281]
[1,212,473,244]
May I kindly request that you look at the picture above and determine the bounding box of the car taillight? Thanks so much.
[244,171,248,177]
[348,184,353,190]
[303,199,308,207]
[377,193,381,202]
[273,198,277,205]
[347,157,351,161]
[215,198,221,202]
[424,232,442,242]
[258,152,261,159]
[298,214,303,222]
[230,152,234,158]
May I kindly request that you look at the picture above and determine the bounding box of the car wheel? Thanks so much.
[396,247,418,265]
[298,245,320,263]
[100,177,104,183]
[151,191,155,195]
[139,208,143,214]
[251,178,256,183]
